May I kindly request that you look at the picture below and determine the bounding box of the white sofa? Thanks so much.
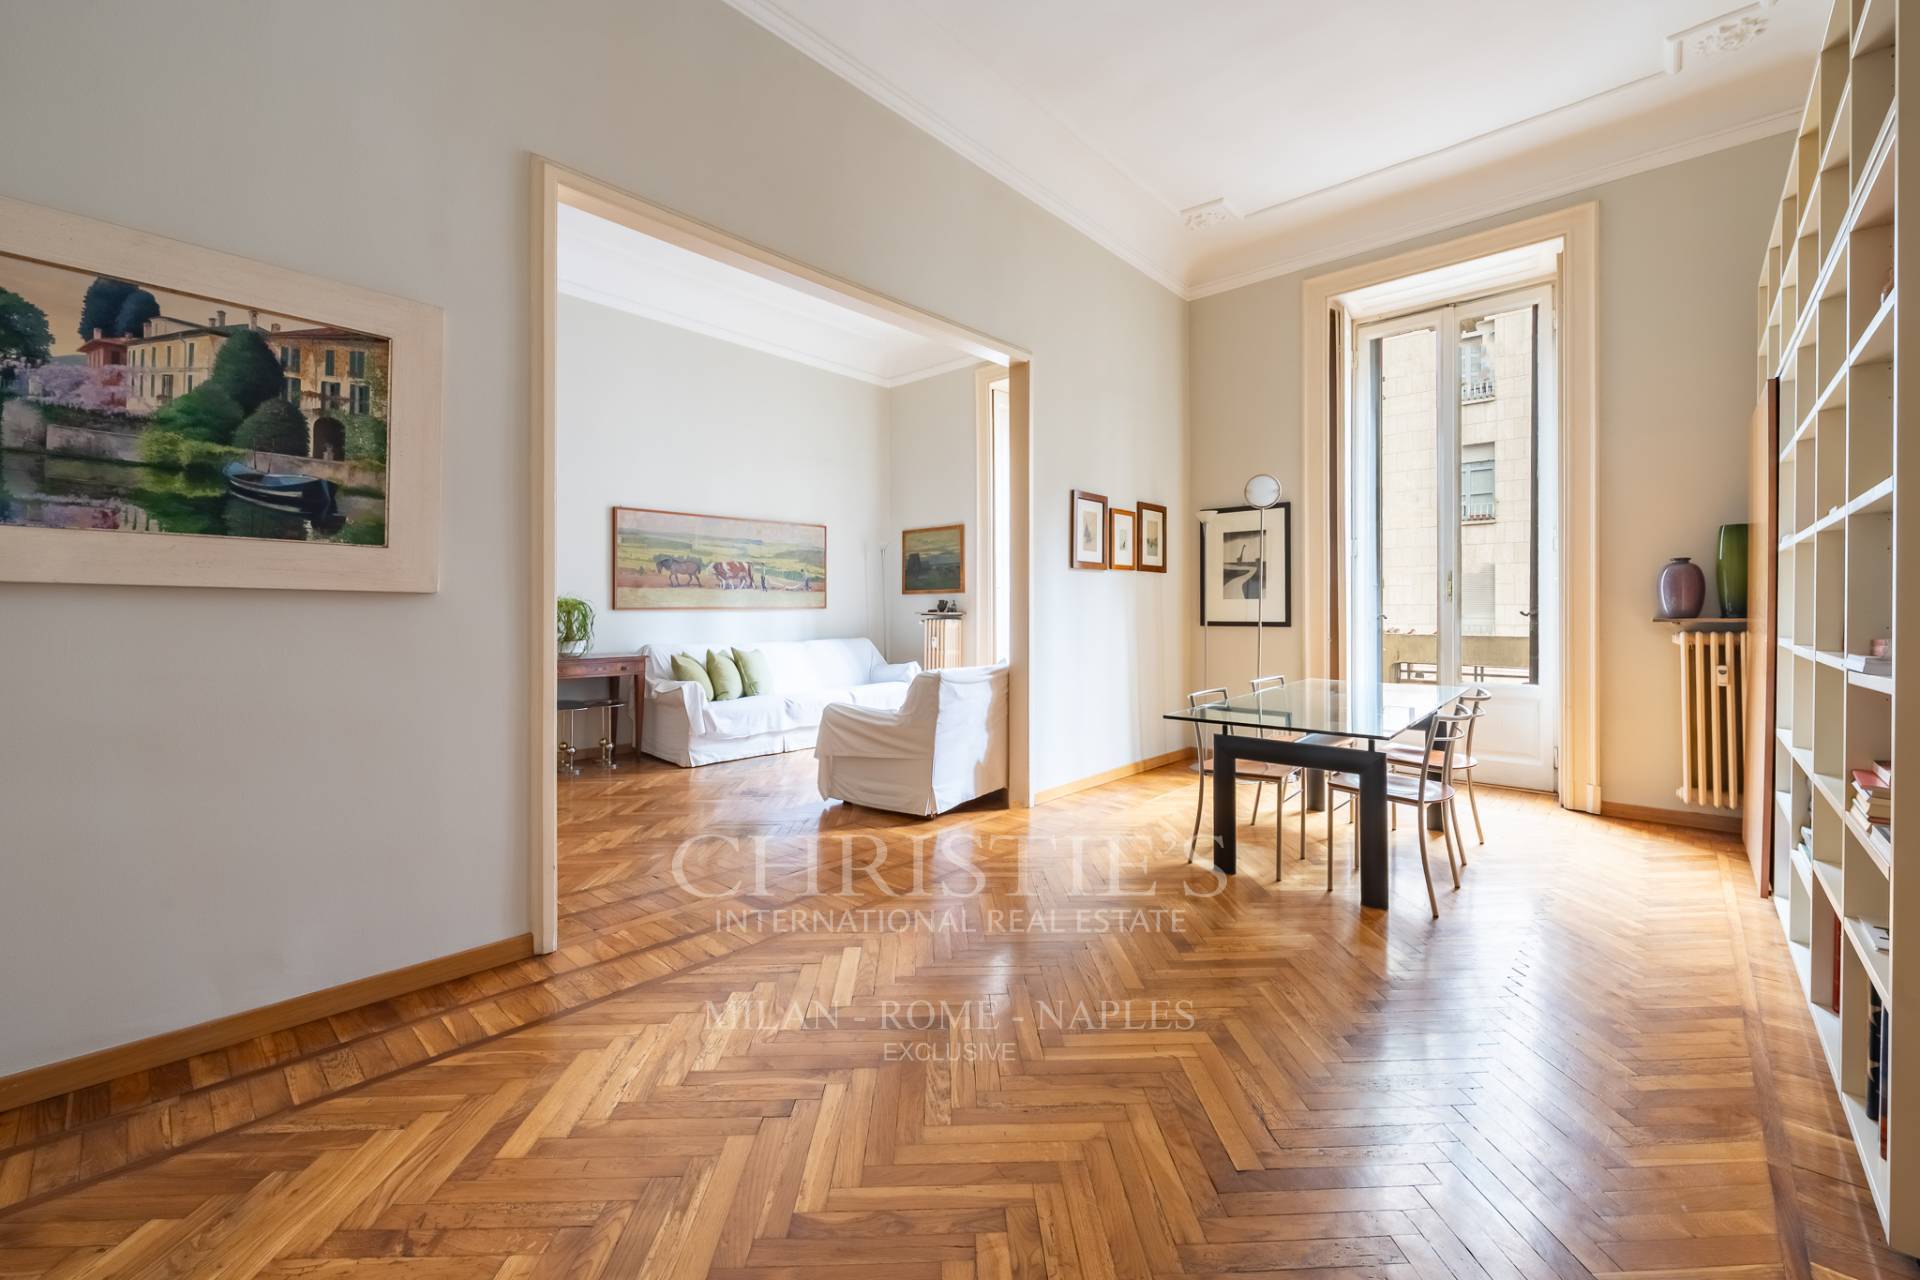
[815,664,1009,816]
[639,637,920,767]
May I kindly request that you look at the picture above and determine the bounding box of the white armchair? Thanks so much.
[815,664,1009,816]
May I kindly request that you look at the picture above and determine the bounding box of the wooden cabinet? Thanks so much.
[920,613,964,670]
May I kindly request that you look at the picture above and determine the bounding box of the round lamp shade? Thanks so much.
[1244,473,1283,509]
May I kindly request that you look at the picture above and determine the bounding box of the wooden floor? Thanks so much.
[0,750,1912,1279]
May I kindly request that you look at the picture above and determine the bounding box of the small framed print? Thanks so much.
[1070,489,1107,569]
[1108,507,1136,570]
[1136,501,1167,572]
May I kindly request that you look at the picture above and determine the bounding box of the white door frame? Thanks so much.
[1302,204,1598,814]
[1351,285,1559,790]
[528,157,1036,952]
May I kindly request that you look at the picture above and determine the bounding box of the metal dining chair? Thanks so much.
[1247,675,1308,879]
[1325,707,1472,918]
[1386,685,1489,845]
[1185,687,1297,874]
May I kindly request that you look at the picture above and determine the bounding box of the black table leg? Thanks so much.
[1357,751,1388,909]
[1213,733,1240,874]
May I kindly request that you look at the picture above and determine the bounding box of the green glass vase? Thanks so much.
[1717,523,1749,619]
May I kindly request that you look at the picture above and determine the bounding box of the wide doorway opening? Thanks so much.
[527,161,1033,950]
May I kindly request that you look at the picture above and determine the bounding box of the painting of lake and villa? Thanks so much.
[0,250,390,545]
[612,507,826,610]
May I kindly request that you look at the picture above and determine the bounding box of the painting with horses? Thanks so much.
[610,506,826,610]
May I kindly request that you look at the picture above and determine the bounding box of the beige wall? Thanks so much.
[883,367,981,666]
[555,297,892,661]
[1189,134,1789,813]
[0,0,1188,1077]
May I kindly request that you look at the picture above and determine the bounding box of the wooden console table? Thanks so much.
[557,652,645,758]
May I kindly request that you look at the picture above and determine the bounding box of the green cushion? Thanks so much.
[732,647,773,697]
[706,648,744,701]
[670,652,714,698]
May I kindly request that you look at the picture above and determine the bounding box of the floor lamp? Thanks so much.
[1244,473,1284,681]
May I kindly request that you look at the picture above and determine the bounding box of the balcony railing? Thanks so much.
[1461,493,1495,522]
[1461,371,1496,402]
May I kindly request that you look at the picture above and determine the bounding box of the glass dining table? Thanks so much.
[1163,678,1466,908]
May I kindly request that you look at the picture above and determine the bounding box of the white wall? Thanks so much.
[1189,135,1789,813]
[0,0,1188,1075]
[556,297,890,658]
[883,367,979,664]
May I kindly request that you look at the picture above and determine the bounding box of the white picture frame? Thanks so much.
[0,194,443,592]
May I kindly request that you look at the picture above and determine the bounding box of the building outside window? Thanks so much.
[348,350,366,378]
[324,349,336,376]
[1461,442,1496,522]
[350,383,371,415]
[284,377,301,404]
[1460,333,1494,402]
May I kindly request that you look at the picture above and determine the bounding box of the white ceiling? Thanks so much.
[724,0,1825,297]
[557,203,978,387]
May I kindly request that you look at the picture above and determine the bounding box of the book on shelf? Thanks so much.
[1875,760,1893,787]
[1844,654,1893,677]
[1834,917,1843,1011]
[1870,989,1883,1121]
[1868,923,1892,954]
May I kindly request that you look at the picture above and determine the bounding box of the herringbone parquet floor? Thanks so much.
[0,751,1912,1279]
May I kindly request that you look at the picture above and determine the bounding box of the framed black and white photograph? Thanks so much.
[1136,500,1167,572]
[1199,503,1291,626]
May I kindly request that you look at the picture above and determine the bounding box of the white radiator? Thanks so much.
[1674,628,1748,810]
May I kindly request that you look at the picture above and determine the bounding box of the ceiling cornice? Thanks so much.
[725,0,1801,302]
[1186,108,1799,298]
[721,0,1192,297]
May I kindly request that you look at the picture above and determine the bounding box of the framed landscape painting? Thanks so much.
[1199,503,1291,626]
[612,506,826,609]
[901,523,964,593]
[0,194,442,592]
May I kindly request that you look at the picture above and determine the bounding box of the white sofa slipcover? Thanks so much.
[815,664,1010,816]
[639,637,919,767]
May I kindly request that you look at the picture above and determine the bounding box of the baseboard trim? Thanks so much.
[1034,747,1195,805]
[1600,801,1742,835]
[0,932,536,1114]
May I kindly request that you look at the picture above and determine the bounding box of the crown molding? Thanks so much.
[720,0,1190,297]
[723,0,1799,303]
[1185,108,1797,299]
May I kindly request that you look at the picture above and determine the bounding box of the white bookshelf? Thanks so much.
[1757,0,1914,1249]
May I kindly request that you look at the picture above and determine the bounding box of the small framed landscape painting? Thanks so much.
[1136,501,1167,572]
[902,523,964,593]
[612,506,826,609]
[1108,507,1136,570]
[1070,489,1107,569]
[0,193,443,592]
[1200,503,1292,626]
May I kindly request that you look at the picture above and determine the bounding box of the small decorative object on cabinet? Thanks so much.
[1717,523,1750,617]
[921,609,964,670]
[1755,0,1913,1250]
[1136,501,1168,572]
[901,523,964,593]
[1070,490,1107,569]
[1108,507,1136,570]
[1655,556,1706,619]
[556,596,595,657]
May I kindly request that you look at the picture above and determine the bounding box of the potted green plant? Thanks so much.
[556,596,595,658]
